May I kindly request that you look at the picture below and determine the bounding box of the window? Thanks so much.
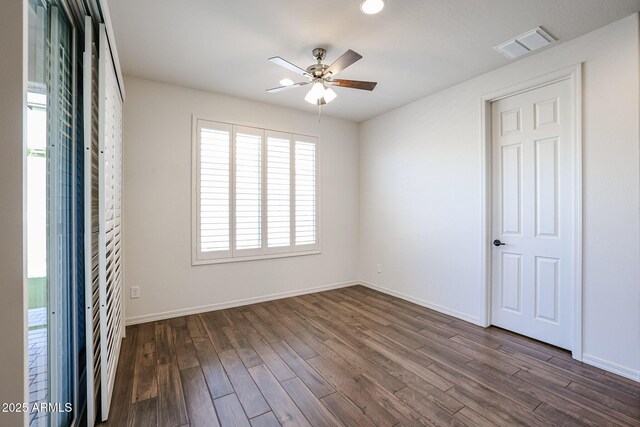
[193,119,319,264]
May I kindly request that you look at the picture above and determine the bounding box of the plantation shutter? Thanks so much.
[98,24,124,421]
[193,124,319,263]
[83,16,101,426]
[47,8,75,424]
[196,121,232,259]
[294,138,318,249]
[234,127,263,255]
[266,132,291,253]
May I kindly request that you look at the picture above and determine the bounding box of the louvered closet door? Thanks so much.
[98,24,124,421]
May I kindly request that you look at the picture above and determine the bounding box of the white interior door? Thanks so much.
[491,78,574,350]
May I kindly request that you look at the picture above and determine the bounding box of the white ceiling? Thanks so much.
[108,0,640,122]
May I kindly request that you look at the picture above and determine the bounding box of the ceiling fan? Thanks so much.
[266,48,377,105]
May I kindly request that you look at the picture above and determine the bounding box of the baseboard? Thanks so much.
[582,354,640,382]
[360,281,639,383]
[125,280,358,325]
[359,280,482,326]
[125,278,639,384]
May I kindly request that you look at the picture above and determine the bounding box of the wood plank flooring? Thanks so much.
[98,285,640,427]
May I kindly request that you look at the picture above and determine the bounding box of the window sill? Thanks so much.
[192,250,321,266]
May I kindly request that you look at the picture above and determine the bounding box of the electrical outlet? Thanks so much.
[376,263,382,274]
[130,286,140,299]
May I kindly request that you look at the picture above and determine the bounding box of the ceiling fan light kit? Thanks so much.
[323,87,337,103]
[305,84,338,106]
[309,81,326,99]
[267,47,377,109]
[305,82,327,105]
[360,0,385,15]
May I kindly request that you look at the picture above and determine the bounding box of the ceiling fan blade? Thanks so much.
[268,56,309,76]
[331,79,377,91]
[265,81,309,93]
[323,49,363,77]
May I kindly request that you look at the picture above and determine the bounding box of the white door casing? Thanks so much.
[490,78,574,350]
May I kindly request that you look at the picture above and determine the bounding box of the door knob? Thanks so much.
[493,239,506,247]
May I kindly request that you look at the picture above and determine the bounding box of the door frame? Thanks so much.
[479,63,583,360]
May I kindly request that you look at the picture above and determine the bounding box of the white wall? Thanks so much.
[123,76,360,324]
[359,14,640,379]
[0,1,28,426]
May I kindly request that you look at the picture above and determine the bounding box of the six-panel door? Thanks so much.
[491,79,574,350]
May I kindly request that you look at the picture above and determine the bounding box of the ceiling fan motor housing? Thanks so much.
[306,63,329,78]
[312,47,327,61]
[308,48,329,78]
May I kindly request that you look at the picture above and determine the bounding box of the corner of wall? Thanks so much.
[356,120,364,282]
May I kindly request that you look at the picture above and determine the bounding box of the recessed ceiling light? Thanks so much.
[280,78,294,86]
[360,0,384,15]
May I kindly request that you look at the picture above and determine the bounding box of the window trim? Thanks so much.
[192,117,321,265]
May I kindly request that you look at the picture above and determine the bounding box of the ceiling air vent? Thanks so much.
[494,27,556,59]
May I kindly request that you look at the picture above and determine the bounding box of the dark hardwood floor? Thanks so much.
[99,285,640,427]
